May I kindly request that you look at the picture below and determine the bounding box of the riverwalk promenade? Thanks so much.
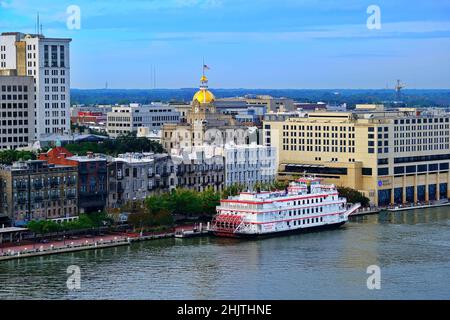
[0,225,198,261]
[0,234,131,261]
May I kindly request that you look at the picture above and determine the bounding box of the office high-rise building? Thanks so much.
[0,75,35,149]
[0,32,71,138]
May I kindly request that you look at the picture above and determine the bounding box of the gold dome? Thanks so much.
[193,89,215,104]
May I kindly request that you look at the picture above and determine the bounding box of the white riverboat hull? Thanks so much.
[211,177,361,238]
[212,220,347,238]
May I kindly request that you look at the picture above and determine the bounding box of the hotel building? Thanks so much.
[263,105,450,206]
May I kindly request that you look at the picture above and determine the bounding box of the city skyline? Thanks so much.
[1,0,450,89]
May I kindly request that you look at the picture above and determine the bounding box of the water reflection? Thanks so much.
[0,207,449,300]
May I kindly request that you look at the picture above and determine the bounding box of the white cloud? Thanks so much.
[139,20,450,45]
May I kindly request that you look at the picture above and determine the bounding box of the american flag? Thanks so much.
[203,64,210,70]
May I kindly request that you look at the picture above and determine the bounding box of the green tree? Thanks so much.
[64,131,164,156]
[167,189,202,218]
[337,187,370,207]
[200,187,221,217]
[145,194,170,215]
[0,150,36,164]
[222,184,245,198]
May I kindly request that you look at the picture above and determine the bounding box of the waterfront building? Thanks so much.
[171,147,225,192]
[263,106,450,206]
[224,143,277,190]
[38,146,108,214]
[0,75,35,149]
[0,160,78,226]
[106,102,180,138]
[107,153,176,208]
[0,32,71,138]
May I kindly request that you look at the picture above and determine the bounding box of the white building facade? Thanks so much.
[107,103,180,138]
[0,32,71,138]
[224,143,277,190]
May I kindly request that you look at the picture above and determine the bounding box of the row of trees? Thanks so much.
[124,181,294,230]
[64,132,164,156]
[0,150,36,165]
[336,187,370,207]
[27,212,113,235]
[124,187,221,231]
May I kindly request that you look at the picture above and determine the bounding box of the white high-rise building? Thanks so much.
[0,32,71,138]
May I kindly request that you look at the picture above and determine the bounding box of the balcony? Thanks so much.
[50,194,60,201]
[67,179,77,186]
[17,198,27,204]
[34,196,44,202]
[33,182,43,190]
[17,183,27,191]
[66,193,76,199]
[50,181,59,188]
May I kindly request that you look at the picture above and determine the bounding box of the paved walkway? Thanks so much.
[0,234,128,255]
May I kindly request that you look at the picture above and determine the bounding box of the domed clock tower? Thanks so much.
[187,72,217,124]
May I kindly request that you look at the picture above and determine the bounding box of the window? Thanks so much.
[378,167,389,176]
[394,167,405,175]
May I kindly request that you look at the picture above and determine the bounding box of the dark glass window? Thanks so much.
[406,165,416,174]
[394,167,405,174]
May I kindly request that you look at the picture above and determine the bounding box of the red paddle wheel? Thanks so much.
[211,213,244,237]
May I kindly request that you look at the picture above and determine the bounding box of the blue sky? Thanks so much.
[1,0,450,89]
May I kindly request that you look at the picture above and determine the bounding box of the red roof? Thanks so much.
[45,146,74,158]
[38,146,77,166]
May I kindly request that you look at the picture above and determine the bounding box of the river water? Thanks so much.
[0,207,449,300]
